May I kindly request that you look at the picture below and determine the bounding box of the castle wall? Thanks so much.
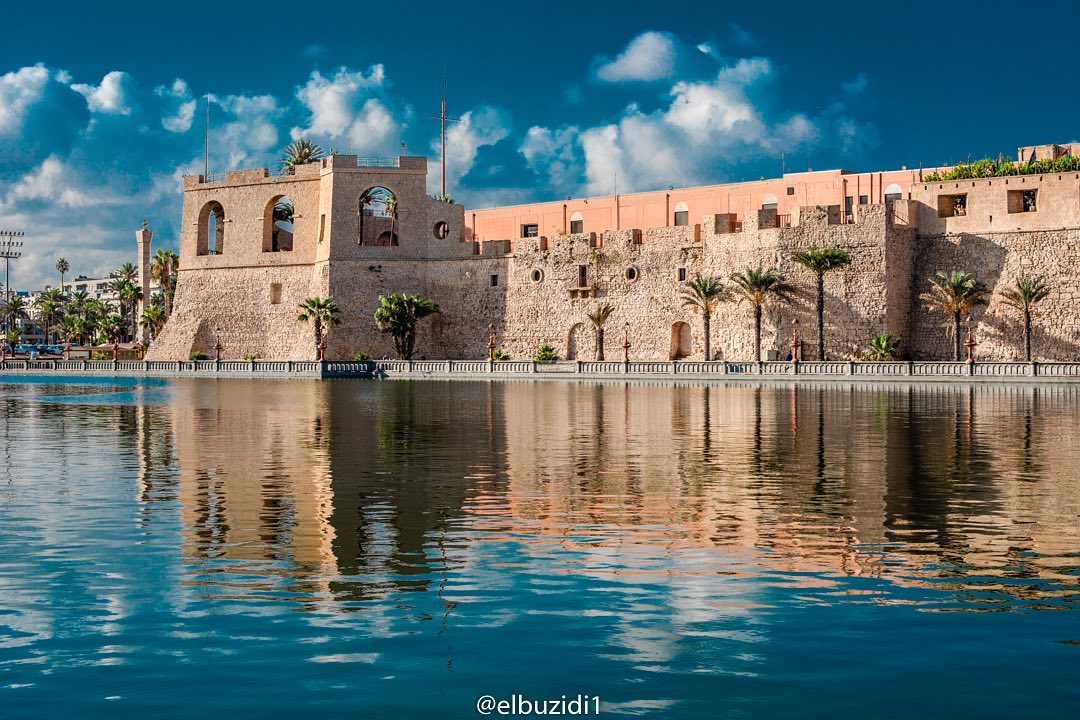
[151,155,1080,363]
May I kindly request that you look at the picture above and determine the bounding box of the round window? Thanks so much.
[531,269,544,283]
[625,266,639,281]
[433,221,449,239]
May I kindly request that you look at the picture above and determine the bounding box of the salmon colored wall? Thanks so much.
[467,167,936,242]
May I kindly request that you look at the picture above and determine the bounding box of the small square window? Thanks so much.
[570,219,583,234]
[1008,189,1037,213]
[673,210,689,226]
[269,283,282,304]
[678,267,687,282]
[938,194,967,218]
[490,274,499,287]
[786,186,795,195]
[859,195,868,205]
[521,224,538,238]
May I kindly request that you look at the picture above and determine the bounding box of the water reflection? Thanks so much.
[132,379,1080,609]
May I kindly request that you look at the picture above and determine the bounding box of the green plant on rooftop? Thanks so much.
[924,154,1080,182]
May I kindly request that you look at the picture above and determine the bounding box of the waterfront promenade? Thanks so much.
[2,357,1080,381]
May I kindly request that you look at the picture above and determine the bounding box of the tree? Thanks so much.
[99,313,124,347]
[297,297,342,360]
[36,297,64,344]
[1000,275,1051,361]
[862,332,902,361]
[920,271,988,361]
[120,282,144,341]
[280,138,325,169]
[61,314,78,354]
[56,258,70,295]
[150,249,179,316]
[791,247,851,360]
[680,273,729,361]
[585,303,615,361]
[139,304,166,341]
[1,295,29,336]
[385,194,399,246]
[373,293,441,360]
[116,263,138,283]
[730,266,794,361]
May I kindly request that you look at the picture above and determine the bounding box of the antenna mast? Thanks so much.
[204,93,210,179]
[430,70,460,199]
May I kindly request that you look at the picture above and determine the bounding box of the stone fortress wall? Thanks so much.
[148,143,1080,363]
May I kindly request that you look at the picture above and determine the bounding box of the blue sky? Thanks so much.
[1,0,1076,289]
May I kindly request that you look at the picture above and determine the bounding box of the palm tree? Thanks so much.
[373,293,441,360]
[920,271,988,361]
[139,304,166,341]
[36,297,64,344]
[385,194,399,246]
[280,138,325,169]
[680,273,729,361]
[862,331,902,361]
[68,289,89,317]
[55,258,70,295]
[791,247,851,360]
[99,313,124,356]
[120,282,143,340]
[1,295,29,336]
[730,266,794,361]
[150,249,179,315]
[70,315,90,348]
[61,314,78,356]
[586,303,615,361]
[296,297,342,360]
[116,263,138,283]
[1001,275,1051,361]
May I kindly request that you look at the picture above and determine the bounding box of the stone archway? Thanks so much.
[567,322,587,360]
[670,321,692,360]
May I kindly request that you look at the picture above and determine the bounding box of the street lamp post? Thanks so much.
[791,319,801,362]
[622,322,631,362]
[487,323,496,361]
[214,327,223,362]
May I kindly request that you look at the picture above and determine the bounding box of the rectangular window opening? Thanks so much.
[269,283,282,305]
[1008,189,1037,213]
[937,194,968,218]
[786,186,795,195]
[578,265,589,288]
[490,274,499,287]
[673,210,689,226]
[570,219,583,234]
[521,224,538,238]
[678,267,688,283]
[859,195,868,205]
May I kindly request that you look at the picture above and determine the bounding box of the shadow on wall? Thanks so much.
[910,233,1007,360]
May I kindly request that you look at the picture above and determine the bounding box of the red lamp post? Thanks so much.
[487,323,497,361]
[622,322,631,361]
[965,315,977,362]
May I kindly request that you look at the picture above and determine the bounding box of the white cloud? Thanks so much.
[596,32,677,83]
[0,64,50,135]
[212,93,281,169]
[71,70,131,115]
[291,65,401,153]
[156,79,196,133]
[428,106,510,196]
[4,156,101,209]
[520,126,583,193]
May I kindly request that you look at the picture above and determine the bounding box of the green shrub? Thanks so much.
[532,343,559,364]
[91,352,109,361]
[491,347,510,361]
[353,351,372,361]
[924,154,1080,183]
[243,353,260,361]
[862,332,901,361]
[189,351,209,361]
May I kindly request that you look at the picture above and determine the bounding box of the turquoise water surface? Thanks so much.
[0,377,1078,718]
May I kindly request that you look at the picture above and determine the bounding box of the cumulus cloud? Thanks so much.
[291,65,402,153]
[0,64,51,135]
[428,106,510,196]
[596,31,677,83]
[156,79,196,133]
[211,93,281,169]
[71,70,131,115]
[523,54,863,196]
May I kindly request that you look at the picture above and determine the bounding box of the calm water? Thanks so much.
[0,377,1078,718]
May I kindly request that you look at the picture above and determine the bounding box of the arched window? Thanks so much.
[761,194,778,210]
[884,183,903,204]
[570,211,584,234]
[357,186,397,246]
[673,202,689,227]
[263,195,294,252]
[198,201,225,256]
